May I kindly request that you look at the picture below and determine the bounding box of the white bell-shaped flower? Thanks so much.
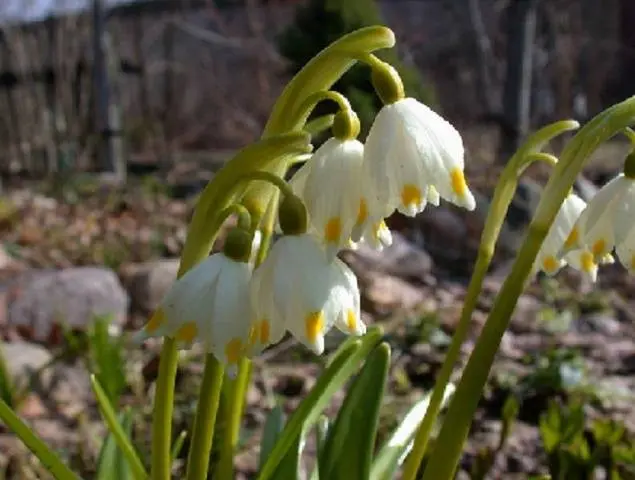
[533,193,586,276]
[138,235,255,376]
[362,97,476,217]
[250,233,365,355]
[290,138,369,259]
[566,174,635,262]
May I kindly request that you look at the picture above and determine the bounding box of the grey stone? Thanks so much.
[1,342,52,389]
[7,267,129,342]
[120,258,180,312]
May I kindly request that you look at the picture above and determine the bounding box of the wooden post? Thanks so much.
[498,0,539,163]
[92,0,126,183]
[44,17,59,175]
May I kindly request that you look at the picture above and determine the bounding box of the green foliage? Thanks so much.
[96,410,136,480]
[539,399,635,480]
[277,0,436,138]
[88,315,126,406]
[469,395,520,480]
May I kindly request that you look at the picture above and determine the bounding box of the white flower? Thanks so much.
[290,138,369,259]
[139,254,253,376]
[250,233,365,355]
[362,97,476,217]
[565,174,635,275]
[533,193,586,276]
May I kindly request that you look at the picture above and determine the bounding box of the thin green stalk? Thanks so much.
[217,191,279,479]
[217,359,252,479]
[150,338,179,480]
[0,398,80,480]
[421,97,635,479]
[185,355,225,480]
[401,120,579,480]
[148,134,309,480]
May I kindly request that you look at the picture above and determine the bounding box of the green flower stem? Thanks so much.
[217,192,278,479]
[217,204,253,230]
[149,134,309,480]
[150,337,179,479]
[421,97,635,480]
[295,90,352,127]
[185,354,225,480]
[401,120,580,480]
[263,26,395,136]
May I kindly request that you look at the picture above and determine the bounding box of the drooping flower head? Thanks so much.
[137,228,256,376]
[564,158,635,278]
[250,193,365,355]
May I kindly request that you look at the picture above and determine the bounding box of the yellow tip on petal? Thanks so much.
[175,322,198,343]
[400,184,422,210]
[225,338,244,364]
[325,217,343,243]
[346,309,357,332]
[356,198,368,226]
[260,319,271,344]
[450,167,468,197]
[305,311,325,343]
[145,309,165,334]
[542,255,559,274]
[580,251,596,273]
[591,238,607,257]
[564,227,579,249]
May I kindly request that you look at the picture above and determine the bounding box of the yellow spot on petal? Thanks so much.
[346,309,357,332]
[450,168,467,197]
[305,311,325,343]
[356,198,368,226]
[542,255,559,274]
[400,184,422,210]
[580,251,596,273]
[260,319,270,344]
[175,322,198,342]
[564,227,579,249]
[373,220,387,239]
[145,309,165,333]
[225,338,243,364]
[592,238,607,257]
[324,217,342,243]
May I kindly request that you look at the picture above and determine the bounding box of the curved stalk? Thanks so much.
[421,98,635,480]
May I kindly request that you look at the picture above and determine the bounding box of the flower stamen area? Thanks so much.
[325,217,343,243]
[450,167,467,197]
[175,322,198,342]
[305,311,325,343]
[580,251,596,273]
[592,238,607,257]
[146,309,165,333]
[346,309,357,331]
[225,338,244,364]
[356,198,368,226]
[564,227,579,248]
[542,255,559,274]
[401,184,422,210]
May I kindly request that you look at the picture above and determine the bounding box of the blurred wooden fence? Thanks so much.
[0,0,289,182]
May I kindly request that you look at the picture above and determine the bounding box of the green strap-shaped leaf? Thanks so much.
[370,384,456,480]
[257,327,384,480]
[319,342,391,480]
[259,405,286,470]
[170,430,188,464]
[91,375,148,479]
[0,398,80,480]
[96,410,135,480]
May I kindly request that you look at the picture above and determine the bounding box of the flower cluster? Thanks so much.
[534,159,635,281]
[137,73,478,374]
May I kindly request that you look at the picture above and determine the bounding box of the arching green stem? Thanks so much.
[401,120,579,480]
[421,98,635,480]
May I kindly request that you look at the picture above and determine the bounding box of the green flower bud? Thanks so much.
[278,194,308,235]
